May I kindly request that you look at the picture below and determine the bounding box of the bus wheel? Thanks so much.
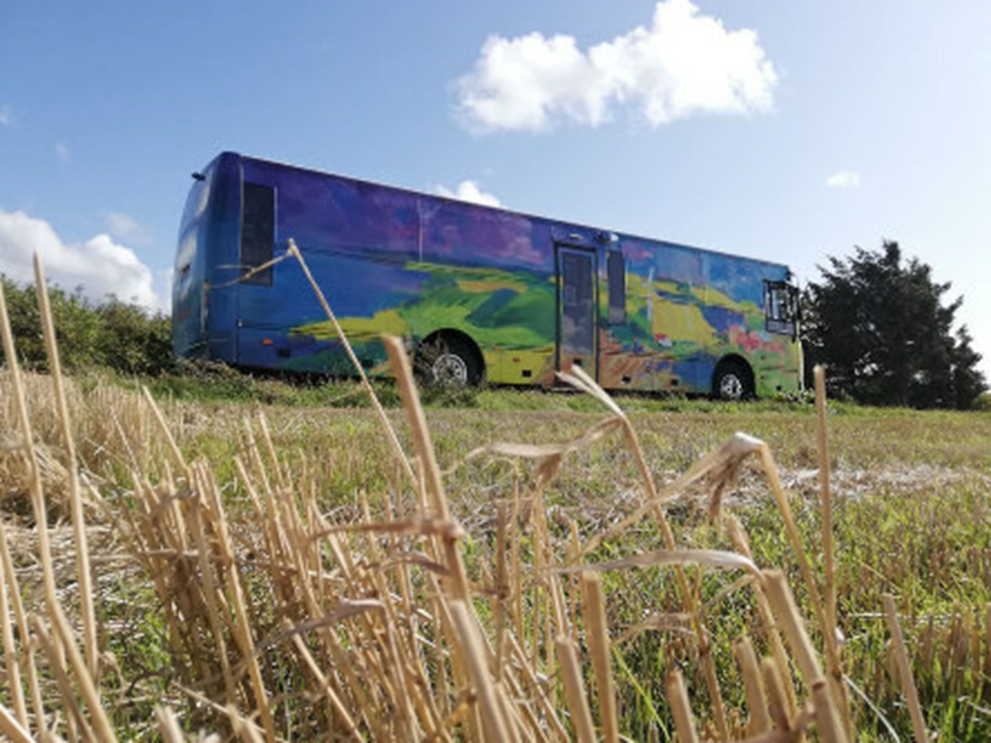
[713,359,754,401]
[419,335,483,387]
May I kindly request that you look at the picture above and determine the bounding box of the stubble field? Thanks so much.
[2,354,990,741]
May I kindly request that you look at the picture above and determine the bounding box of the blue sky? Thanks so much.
[2,1,990,376]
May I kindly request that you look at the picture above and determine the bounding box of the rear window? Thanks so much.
[765,280,798,336]
[241,182,274,285]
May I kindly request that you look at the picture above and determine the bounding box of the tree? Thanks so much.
[802,240,987,409]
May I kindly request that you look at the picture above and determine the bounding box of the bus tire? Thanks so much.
[418,334,483,388]
[713,359,754,401]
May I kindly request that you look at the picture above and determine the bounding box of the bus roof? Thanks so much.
[221,150,792,275]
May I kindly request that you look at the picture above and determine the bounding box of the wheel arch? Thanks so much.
[712,354,755,398]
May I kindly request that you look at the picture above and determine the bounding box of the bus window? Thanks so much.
[765,280,798,336]
[560,250,595,355]
[607,250,626,324]
[242,182,274,285]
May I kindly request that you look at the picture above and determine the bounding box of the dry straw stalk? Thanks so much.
[763,571,848,743]
[581,571,620,743]
[883,593,928,743]
[33,255,99,683]
[666,670,701,743]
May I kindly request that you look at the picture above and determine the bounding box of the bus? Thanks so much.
[172,152,802,399]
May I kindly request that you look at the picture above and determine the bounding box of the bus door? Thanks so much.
[555,245,598,381]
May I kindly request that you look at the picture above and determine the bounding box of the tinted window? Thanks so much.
[242,182,274,285]
[607,251,626,324]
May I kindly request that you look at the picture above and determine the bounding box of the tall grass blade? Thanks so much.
[762,571,847,743]
[733,636,770,735]
[460,417,622,464]
[813,365,851,737]
[31,615,96,741]
[384,335,471,604]
[556,634,597,743]
[727,516,799,720]
[0,702,35,743]
[582,432,762,556]
[0,260,60,650]
[882,594,928,743]
[47,602,117,743]
[581,572,620,743]
[33,254,100,683]
[450,600,521,743]
[154,706,185,743]
[0,518,29,728]
[666,670,701,743]
[558,548,759,576]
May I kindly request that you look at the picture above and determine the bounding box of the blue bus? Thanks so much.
[173,152,802,398]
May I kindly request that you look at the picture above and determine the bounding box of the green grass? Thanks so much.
[5,365,990,739]
[119,373,991,738]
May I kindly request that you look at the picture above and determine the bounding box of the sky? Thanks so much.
[2,1,990,376]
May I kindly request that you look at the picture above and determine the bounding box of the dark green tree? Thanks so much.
[802,241,987,409]
[949,326,987,411]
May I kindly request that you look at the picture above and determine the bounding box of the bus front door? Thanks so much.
[555,245,598,381]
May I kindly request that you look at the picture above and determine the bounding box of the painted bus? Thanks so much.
[172,152,802,399]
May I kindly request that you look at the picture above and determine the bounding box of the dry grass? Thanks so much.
[1,256,990,741]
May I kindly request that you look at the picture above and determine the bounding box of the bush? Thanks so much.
[0,277,172,375]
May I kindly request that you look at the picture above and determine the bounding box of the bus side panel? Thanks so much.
[237,249,431,374]
[598,238,712,393]
[235,161,562,383]
[707,254,802,395]
[233,160,424,373]
[417,201,557,384]
[598,240,802,395]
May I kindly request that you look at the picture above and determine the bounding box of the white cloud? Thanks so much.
[436,180,503,208]
[0,105,13,128]
[455,0,777,133]
[55,142,70,162]
[159,267,175,305]
[826,171,862,189]
[105,211,153,247]
[0,210,166,312]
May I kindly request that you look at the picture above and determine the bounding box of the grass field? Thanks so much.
[1,347,990,741]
